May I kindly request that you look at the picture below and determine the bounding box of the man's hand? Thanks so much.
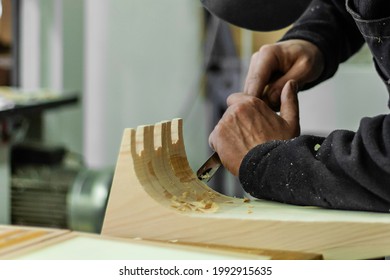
[244,39,324,111]
[209,80,300,176]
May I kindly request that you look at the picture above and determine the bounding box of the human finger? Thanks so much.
[280,80,300,136]
[243,45,280,98]
[226,92,250,107]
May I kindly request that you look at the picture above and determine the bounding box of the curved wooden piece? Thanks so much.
[102,119,390,260]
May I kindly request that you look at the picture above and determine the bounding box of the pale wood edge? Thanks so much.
[1,230,307,260]
[0,225,71,259]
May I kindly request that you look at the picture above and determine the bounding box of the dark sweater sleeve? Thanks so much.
[281,0,365,89]
[239,115,390,213]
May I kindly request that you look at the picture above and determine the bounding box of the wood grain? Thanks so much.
[102,119,390,260]
[0,225,69,257]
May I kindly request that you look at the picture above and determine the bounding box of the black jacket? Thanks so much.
[239,0,390,212]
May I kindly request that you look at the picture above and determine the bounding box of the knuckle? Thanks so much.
[299,56,313,68]
[250,51,258,61]
[208,136,214,150]
[212,122,224,137]
[245,95,262,107]
[231,98,259,114]
[251,44,275,61]
[258,44,276,56]
[226,93,237,104]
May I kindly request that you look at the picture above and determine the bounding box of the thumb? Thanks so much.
[280,80,300,132]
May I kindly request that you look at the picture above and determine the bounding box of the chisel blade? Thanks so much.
[196,152,222,182]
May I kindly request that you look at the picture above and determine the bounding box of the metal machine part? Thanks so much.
[67,168,113,233]
[11,165,113,233]
[12,166,75,228]
[197,152,221,182]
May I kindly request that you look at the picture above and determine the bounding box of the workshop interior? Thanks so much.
[0,0,388,237]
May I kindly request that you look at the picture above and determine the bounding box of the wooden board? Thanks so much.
[0,225,69,257]
[9,234,264,260]
[1,227,316,260]
[102,119,390,260]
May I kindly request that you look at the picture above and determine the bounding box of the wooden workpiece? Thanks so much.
[1,225,293,260]
[0,225,69,257]
[102,119,390,260]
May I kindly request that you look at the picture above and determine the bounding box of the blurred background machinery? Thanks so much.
[11,142,113,233]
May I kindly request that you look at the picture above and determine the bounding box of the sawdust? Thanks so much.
[168,239,179,243]
[247,203,254,214]
[163,190,173,199]
[166,190,255,214]
[169,189,219,213]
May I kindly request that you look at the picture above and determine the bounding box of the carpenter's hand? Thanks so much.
[244,39,324,111]
[209,80,300,177]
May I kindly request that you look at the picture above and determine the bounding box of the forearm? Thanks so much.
[239,114,390,212]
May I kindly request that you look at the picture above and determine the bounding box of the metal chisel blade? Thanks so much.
[196,152,222,182]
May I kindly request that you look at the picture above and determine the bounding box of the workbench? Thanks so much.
[0,88,78,224]
[0,225,321,259]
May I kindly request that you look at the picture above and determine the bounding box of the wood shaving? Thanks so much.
[199,173,211,180]
[170,190,219,213]
[243,197,250,203]
[169,239,179,243]
[181,191,188,199]
[163,190,173,199]
[247,204,254,214]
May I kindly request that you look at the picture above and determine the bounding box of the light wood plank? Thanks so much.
[102,119,390,260]
[0,225,69,257]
